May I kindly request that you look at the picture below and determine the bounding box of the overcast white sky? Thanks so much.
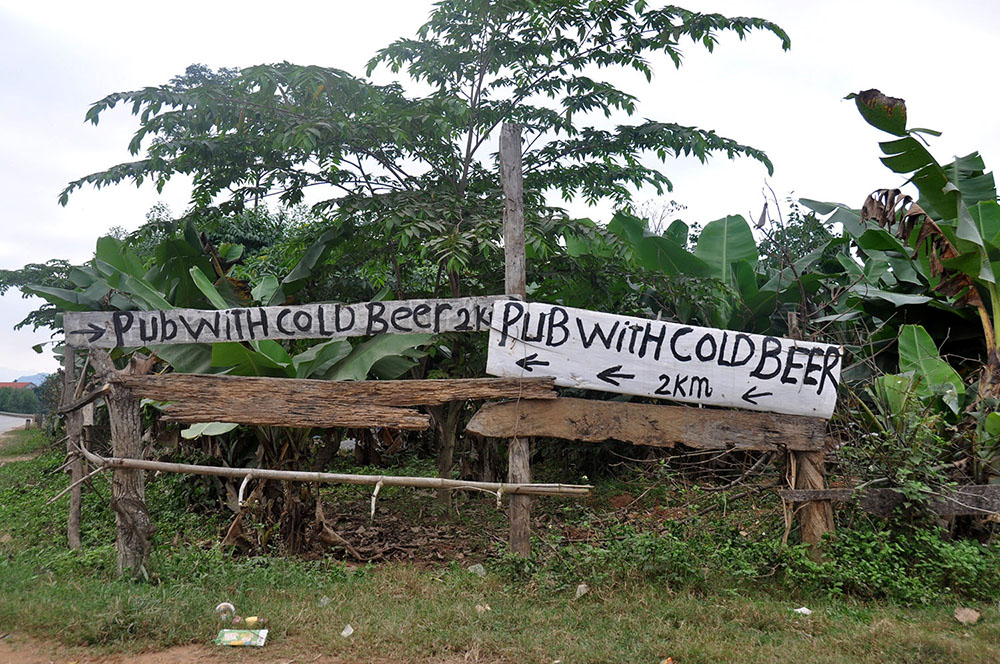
[1,0,998,379]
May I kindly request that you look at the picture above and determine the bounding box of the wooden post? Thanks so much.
[501,122,531,557]
[60,346,83,550]
[793,448,834,560]
[782,313,833,559]
[91,350,155,577]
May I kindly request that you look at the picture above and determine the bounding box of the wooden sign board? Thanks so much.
[64,295,517,348]
[486,301,841,418]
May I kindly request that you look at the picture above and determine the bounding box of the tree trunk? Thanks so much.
[429,403,463,510]
[92,350,156,577]
[469,436,501,482]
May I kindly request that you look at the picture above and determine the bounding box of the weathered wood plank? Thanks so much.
[115,374,556,406]
[465,397,827,451]
[159,400,430,430]
[501,123,526,301]
[780,485,1000,517]
[64,295,518,348]
[486,301,842,418]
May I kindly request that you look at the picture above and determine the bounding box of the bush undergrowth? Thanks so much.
[498,520,1000,605]
[2,438,999,657]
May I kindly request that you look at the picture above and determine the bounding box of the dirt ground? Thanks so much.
[0,634,376,663]
[0,635,220,664]
[0,633,485,664]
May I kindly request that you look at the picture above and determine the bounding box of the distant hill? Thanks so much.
[15,373,49,387]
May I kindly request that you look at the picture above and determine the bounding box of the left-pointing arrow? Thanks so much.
[741,385,774,405]
[515,353,550,372]
[69,323,106,343]
[596,365,636,386]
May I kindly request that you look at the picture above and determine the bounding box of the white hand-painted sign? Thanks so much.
[486,301,841,418]
[64,296,516,348]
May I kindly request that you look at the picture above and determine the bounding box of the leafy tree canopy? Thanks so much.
[61,0,788,284]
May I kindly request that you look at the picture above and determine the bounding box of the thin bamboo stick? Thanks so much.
[77,447,591,498]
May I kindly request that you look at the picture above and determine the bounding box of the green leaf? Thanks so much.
[292,338,352,379]
[846,90,907,137]
[95,236,145,278]
[855,228,907,253]
[847,285,933,307]
[281,225,344,294]
[732,260,758,299]
[189,267,230,309]
[897,324,964,412]
[211,342,287,377]
[22,285,103,311]
[251,275,281,305]
[325,333,434,382]
[120,274,173,310]
[181,422,239,439]
[607,211,711,277]
[664,219,689,247]
[985,412,1000,437]
[152,344,215,374]
[251,339,293,369]
[872,374,912,416]
[370,354,419,379]
[695,215,758,283]
[970,200,1000,249]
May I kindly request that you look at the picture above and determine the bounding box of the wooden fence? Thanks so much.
[51,123,892,574]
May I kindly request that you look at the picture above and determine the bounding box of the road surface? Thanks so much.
[0,413,30,434]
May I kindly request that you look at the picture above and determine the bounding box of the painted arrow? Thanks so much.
[69,323,106,343]
[515,353,551,372]
[596,365,636,387]
[741,385,774,405]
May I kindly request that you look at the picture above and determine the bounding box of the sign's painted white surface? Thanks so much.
[486,301,840,418]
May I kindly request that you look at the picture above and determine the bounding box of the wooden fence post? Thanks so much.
[500,122,531,557]
[91,350,155,576]
[793,447,834,560]
[60,346,83,550]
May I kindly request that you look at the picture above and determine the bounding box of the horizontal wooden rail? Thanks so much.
[77,446,592,498]
[466,397,826,451]
[115,374,555,407]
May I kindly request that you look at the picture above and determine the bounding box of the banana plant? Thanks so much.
[565,210,834,334]
[805,90,1000,397]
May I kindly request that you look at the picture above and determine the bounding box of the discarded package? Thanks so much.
[215,629,269,647]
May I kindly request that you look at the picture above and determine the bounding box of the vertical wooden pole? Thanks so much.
[61,346,83,550]
[785,315,833,559]
[91,350,155,577]
[793,447,834,560]
[500,122,531,557]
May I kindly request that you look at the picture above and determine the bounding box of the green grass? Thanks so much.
[2,447,1000,662]
[0,427,52,457]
